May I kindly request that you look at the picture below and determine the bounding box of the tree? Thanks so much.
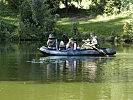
[18,0,57,40]
[104,0,122,15]
[46,0,60,10]
[31,0,56,29]
[7,0,23,11]
[121,0,133,11]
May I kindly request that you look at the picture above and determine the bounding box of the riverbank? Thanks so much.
[0,5,133,42]
[57,11,133,42]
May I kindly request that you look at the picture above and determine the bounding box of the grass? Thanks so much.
[0,16,18,26]
[56,12,133,39]
[0,4,133,40]
[0,5,18,32]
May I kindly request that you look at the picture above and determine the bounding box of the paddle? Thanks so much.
[82,40,108,56]
[91,46,108,56]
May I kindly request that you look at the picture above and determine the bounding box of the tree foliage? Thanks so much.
[17,0,57,40]
[0,21,11,40]
[121,0,133,11]
[104,0,121,15]
[7,0,23,11]
[123,20,133,41]
[104,0,133,15]
[1,0,133,41]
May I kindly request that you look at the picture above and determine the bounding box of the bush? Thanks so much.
[121,0,133,11]
[104,0,121,15]
[17,0,57,40]
[70,22,82,40]
[122,20,133,42]
[89,3,104,15]
[0,21,11,40]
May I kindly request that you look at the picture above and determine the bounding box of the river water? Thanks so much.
[0,42,133,100]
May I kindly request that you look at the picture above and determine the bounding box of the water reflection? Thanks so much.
[0,42,132,83]
[0,42,133,100]
[37,56,113,82]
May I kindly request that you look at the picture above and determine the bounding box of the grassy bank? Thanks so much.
[0,5,133,41]
[56,12,133,39]
[0,5,18,40]
[0,5,18,29]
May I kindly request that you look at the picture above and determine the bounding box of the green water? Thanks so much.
[0,42,133,100]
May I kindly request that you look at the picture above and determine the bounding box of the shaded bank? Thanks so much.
[0,4,133,42]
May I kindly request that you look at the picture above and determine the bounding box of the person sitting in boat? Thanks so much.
[90,32,99,48]
[59,40,66,50]
[61,34,68,44]
[59,34,68,50]
[66,38,74,50]
[81,38,93,49]
[47,34,57,50]
[73,39,78,50]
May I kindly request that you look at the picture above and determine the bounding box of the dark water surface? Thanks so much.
[0,42,133,100]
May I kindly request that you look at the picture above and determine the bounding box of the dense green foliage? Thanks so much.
[0,21,11,40]
[17,0,57,40]
[121,0,133,11]
[0,0,133,42]
[1,0,57,40]
[104,0,121,15]
[7,0,23,12]
[123,20,133,42]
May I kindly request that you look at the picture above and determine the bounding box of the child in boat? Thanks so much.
[66,38,73,49]
[81,32,99,49]
[66,38,74,49]
[47,34,57,49]
[59,41,66,50]
[59,34,68,50]
[81,39,93,49]
[66,38,78,50]
[90,32,99,48]
[61,34,68,44]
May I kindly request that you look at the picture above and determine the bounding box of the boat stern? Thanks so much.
[105,48,116,55]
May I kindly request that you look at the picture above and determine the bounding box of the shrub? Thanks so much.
[18,0,57,40]
[0,21,11,40]
[122,20,133,42]
[70,22,82,40]
[104,0,121,15]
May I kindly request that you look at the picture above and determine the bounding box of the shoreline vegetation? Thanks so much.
[0,0,133,43]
